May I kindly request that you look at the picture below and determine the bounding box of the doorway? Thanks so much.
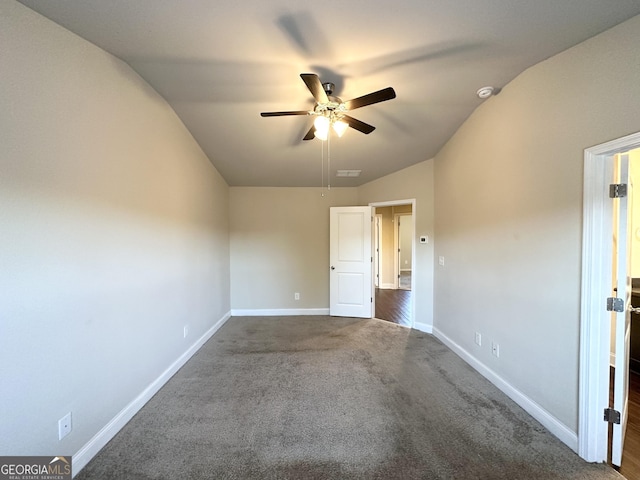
[613,147,640,478]
[395,212,413,290]
[369,200,416,327]
[579,132,640,467]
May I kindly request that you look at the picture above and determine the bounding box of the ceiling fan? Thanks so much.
[260,73,396,141]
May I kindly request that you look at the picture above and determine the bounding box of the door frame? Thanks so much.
[369,199,416,328]
[579,131,640,462]
[375,214,383,288]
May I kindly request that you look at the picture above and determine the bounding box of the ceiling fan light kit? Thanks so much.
[261,73,396,142]
[313,115,330,140]
[332,119,348,137]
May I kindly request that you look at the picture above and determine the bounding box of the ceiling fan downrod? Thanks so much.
[322,82,335,96]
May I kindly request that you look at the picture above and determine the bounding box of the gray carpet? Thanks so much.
[76,316,621,479]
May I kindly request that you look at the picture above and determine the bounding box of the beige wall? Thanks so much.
[230,187,358,311]
[0,1,230,457]
[229,161,435,329]
[358,160,435,329]
[434,14,640,433]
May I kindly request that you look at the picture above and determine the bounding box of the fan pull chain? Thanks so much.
[327,132,331,191]
[320,135,325,197]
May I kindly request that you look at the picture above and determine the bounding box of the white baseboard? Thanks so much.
[72,311,232,477]
[230,308,329,316]
[432,326,578,453]
[412,322,433,334]
[379,283,396,289]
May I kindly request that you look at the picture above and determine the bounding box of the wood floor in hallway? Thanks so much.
[620,371,640,479]
[374,288,411,326]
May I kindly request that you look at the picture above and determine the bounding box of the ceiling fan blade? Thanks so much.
[344,87,396,111]
[342,115,376,134]
[300,73,329,104]
[261,110,310,117]
[303,125,316,141]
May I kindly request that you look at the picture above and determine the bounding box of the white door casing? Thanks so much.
[375,214,382,288]
[329,206,373,318]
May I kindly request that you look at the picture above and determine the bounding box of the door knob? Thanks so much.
[331,266,335,270]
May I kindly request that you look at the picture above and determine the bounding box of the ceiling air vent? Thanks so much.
[336,170,361,177]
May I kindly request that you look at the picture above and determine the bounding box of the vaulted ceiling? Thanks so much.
[17,0,640,186]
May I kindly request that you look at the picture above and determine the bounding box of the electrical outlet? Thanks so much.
[183,325,189,338]
[491,342,500,358]
[475,332,482,346]
[294,292,300,300]
[58,412,72,440]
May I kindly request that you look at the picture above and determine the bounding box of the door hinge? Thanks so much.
[607,297,624,312]
[610,184,628,198]
[604,408,621,424]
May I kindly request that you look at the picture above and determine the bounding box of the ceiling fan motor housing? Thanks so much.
[260,73,396,139]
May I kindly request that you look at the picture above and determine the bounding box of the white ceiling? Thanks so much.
[17,0,640,187]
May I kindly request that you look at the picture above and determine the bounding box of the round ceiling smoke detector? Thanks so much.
[476,86,496,99]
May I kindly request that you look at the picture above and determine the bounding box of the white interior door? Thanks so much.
[612,153,632,467]
[329,206,373,318]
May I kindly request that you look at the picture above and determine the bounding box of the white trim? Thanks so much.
[72,311,232,477]
[379,283,396,290]
[230,308,330,316]
[579,131,640,463]
[413,322,433,334]
[393,213,400,289]
[375,214,383,289]
[434,326,578,452]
